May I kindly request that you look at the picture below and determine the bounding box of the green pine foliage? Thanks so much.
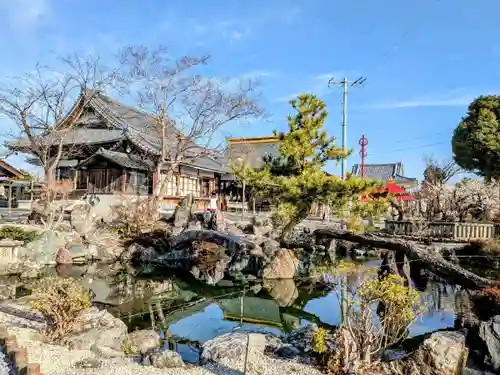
[452,95,500,180]
[233,94,387,236]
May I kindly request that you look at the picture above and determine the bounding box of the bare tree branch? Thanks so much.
[117,44,266,213]
[0,53,119,182]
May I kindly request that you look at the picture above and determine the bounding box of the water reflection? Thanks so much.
[0,260,474,355]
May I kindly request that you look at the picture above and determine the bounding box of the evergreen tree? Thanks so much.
[234,94,386,236]
[452,95,500,180]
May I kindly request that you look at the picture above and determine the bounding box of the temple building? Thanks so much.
[7,90,228,210]
[220,136,281,211]
[0,160,34,204]
[351,162,418,189]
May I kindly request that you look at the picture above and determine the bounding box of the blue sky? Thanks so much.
[1,0,499,180]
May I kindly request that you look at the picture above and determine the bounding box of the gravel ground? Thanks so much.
[0,309,323,375]
[0,348,11,375]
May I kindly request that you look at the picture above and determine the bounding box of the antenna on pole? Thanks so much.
[328,76,366,179]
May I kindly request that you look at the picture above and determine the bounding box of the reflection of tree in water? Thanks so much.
[106,273,334,334]
[419,282,458,316]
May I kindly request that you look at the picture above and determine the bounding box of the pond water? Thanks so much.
[0,259,466,364]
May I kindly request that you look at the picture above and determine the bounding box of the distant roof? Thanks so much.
[226,137,281,170]
[351,162,416,183]
[394,174,418,183]
[0,159,25,179]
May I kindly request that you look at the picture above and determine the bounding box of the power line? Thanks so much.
[328,77,367,180]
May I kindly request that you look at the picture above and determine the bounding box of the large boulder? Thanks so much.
[128,329,160,355]
[262,249,299,280]
[479,315,500,371]
[66,307,128,357]
[168,230,263,271]
[201,332,282,365]
[128,229,265,283]
[282,229,316,250]
[172,194,194,232]
[25,230,65,265]
[404,331,469,375]
[143,349,185,368]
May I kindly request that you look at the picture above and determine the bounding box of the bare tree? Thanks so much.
[423,156,461,185]
[118,45,265,212]
[0,54,119,182]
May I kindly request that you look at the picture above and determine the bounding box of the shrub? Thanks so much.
[30,277,92,343]
[316,267,424,374]
[0,226,38,243]
[312,327,328,354]
[471,286,500,320]
[110,197,156,238]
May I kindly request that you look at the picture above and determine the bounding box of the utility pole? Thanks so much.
[328,76,366,179]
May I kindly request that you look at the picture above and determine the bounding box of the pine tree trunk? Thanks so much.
[280,203,311,240]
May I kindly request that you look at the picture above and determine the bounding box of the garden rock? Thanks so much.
[225,222,244,236]
[412,331,468,375]
[261,238,280,259]
[55,247,73,264]
[262,249,299,279]
[128,329,160,354]
[244,223,272,237]
[26,230,65,265]
[172,194,194,230]
[147,350,185,368]
[283,325,335,354]
[275,345,301,359]
[479,315,500,371]
[282,230,316,250]
[66,307,128,357]
[201,332,282,364]
[66,243,91,263]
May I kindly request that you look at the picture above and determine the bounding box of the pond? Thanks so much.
[0,259,466,364]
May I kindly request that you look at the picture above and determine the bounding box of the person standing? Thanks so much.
[208,191,218,213]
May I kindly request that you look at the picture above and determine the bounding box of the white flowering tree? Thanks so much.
[445,179,500,221]
[409,178,500,222]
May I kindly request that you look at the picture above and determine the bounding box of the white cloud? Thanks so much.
[367,90,493,109]
[240,70,275,79]
[0,0,49,28]
[274,71,347,103]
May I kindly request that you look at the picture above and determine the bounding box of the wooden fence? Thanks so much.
[384,220,499,240]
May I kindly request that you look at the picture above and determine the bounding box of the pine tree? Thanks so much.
[234,94,387,236]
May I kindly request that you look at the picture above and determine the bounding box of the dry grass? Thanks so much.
[29,277,92,344]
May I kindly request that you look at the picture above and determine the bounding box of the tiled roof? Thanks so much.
[78,148,155,171]
[351,162,404,181]
[0,159,24,179]
[394,174,417,183]
[227,141,280,169]
[8,90,227,173]
[8,129,124,150]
